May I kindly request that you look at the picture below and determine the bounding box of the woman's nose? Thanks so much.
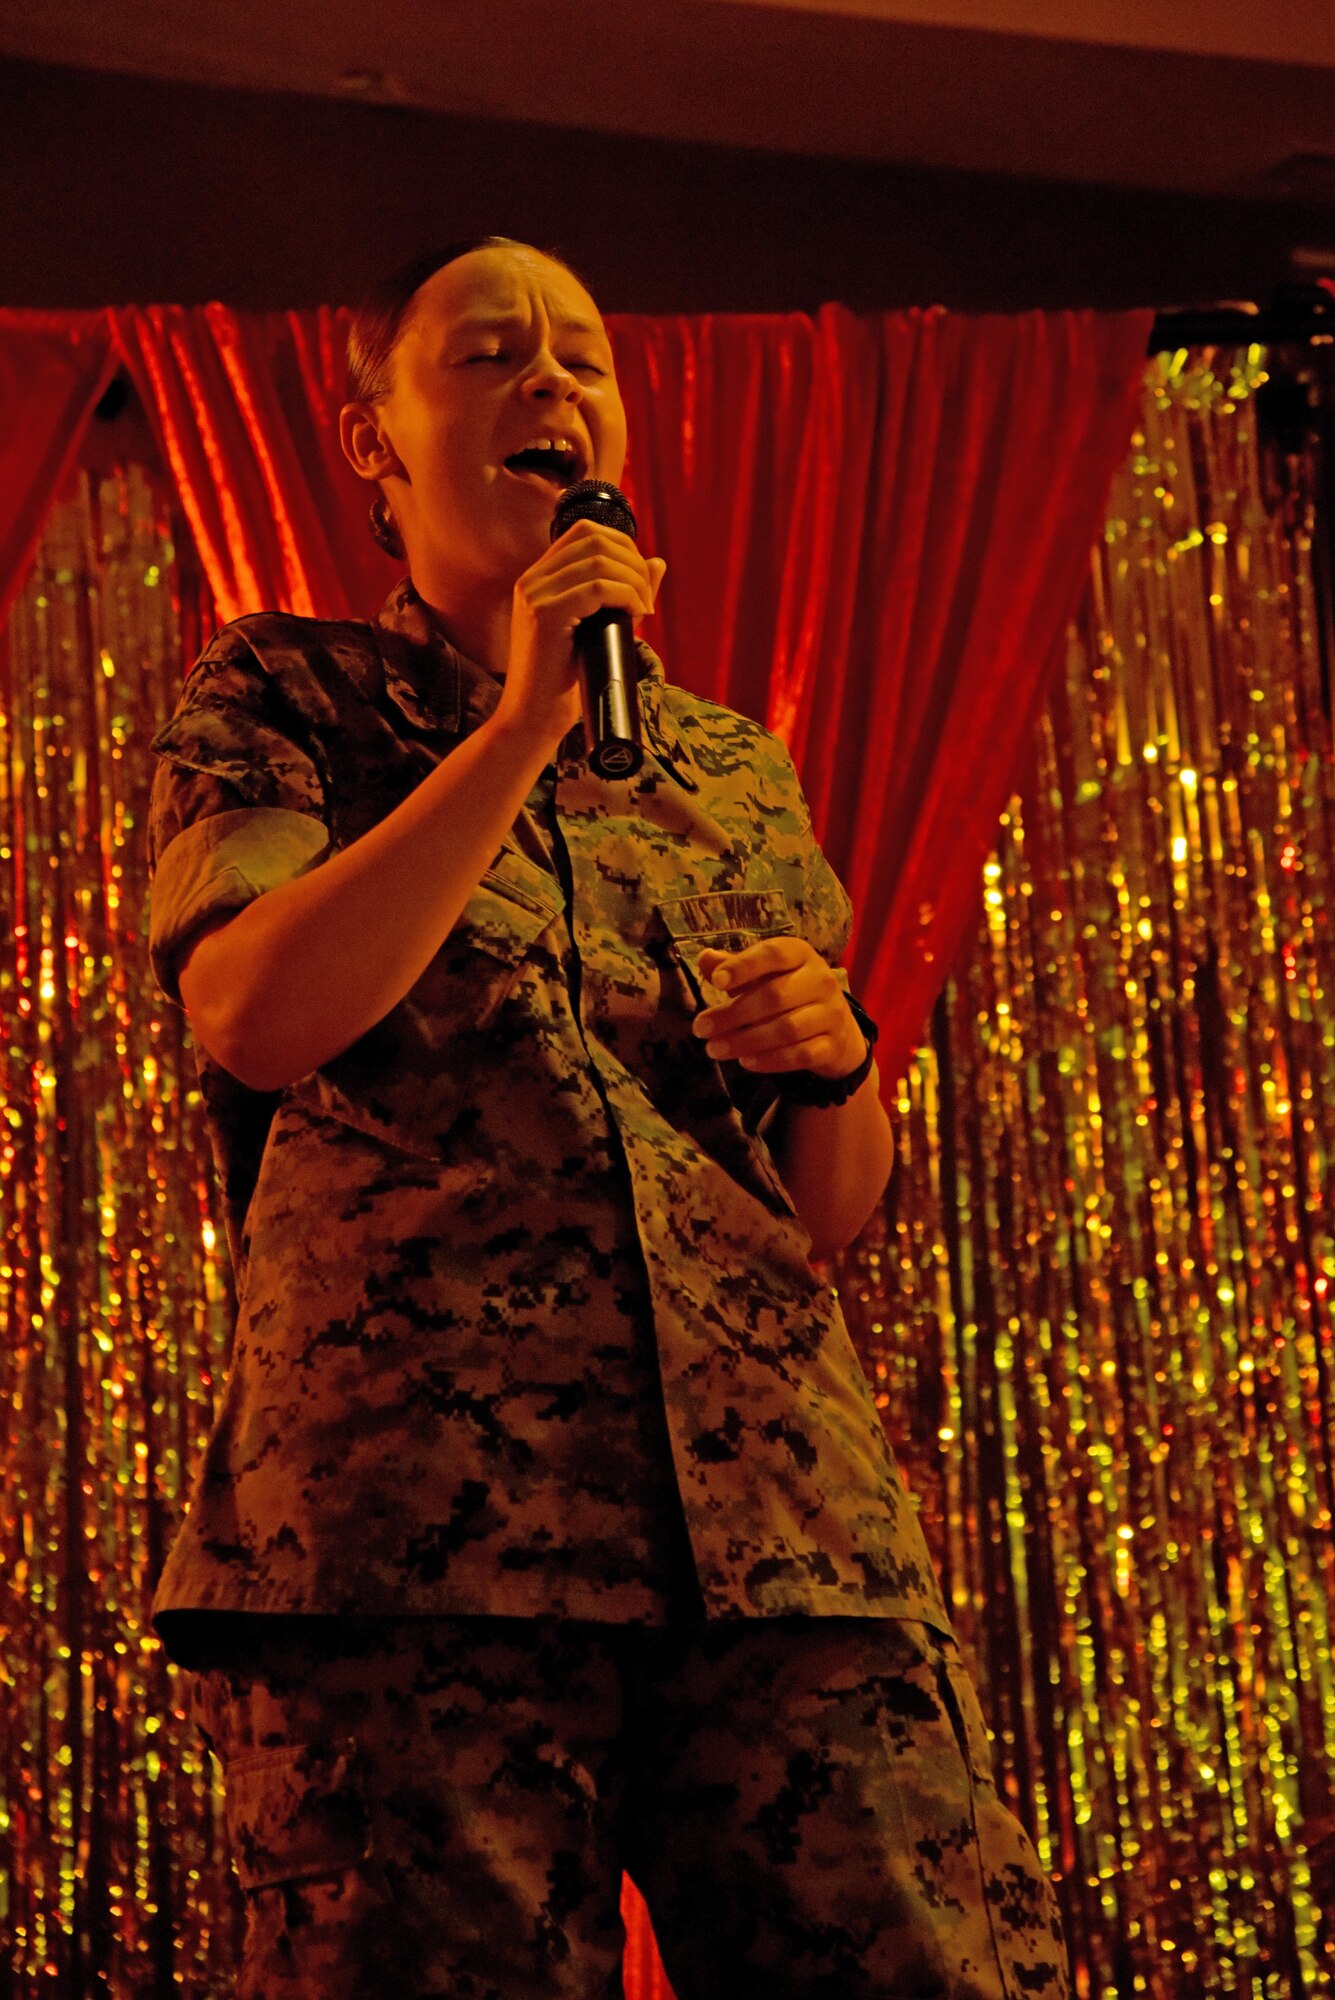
[523,353,582,399]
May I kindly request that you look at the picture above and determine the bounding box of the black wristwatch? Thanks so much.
[772,992,880,1108]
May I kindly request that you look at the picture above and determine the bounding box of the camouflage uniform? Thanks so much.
[184,1611,1070,1999]
[148,578,1071,1994]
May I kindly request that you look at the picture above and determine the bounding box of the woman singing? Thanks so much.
[146,234,1071,1998]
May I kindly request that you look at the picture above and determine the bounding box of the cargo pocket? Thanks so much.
[225,1737,409,1999]
[292,846,564,1161]
[224,1736,376,1893]
[931,1634,1073,2000]
[654,887,800,1145]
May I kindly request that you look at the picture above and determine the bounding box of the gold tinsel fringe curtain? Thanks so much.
[2,349,1334,1997]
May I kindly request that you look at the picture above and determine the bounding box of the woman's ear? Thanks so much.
[339,401,403,484]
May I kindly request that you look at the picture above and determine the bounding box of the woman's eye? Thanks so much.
[464,350,603,374]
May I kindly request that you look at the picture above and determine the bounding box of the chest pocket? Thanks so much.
[441,858,564,1026]
[654,886,801,1146]
[655,887,797,1001]
[289,844,564,1160]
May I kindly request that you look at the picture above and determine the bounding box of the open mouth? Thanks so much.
[501,444,586,492]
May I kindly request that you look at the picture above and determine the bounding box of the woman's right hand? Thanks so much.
[494,520,667,749]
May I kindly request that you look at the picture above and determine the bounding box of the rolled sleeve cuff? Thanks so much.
[149,806,330,1010]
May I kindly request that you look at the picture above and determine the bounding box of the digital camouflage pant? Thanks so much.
[183,1608,1073,1999]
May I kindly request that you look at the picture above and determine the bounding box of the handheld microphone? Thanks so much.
[550,478,645,779]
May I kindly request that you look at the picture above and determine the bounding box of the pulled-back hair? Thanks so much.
[345,235,582,404]
[345,235,584,561]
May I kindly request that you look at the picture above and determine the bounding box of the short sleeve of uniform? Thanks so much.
[739,729,861,1140]
[147,625,332,1011]
[767,732,855,988]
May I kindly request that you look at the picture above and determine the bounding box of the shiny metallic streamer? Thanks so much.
[1,462,239,1992]
[4,351,1334,1995]
[843,346,1335,1996]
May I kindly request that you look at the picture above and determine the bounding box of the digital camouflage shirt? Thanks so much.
[146,577,955,1668]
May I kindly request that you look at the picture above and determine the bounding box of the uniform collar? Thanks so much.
[370,575,697,786]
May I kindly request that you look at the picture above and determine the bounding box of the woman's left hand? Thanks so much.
[693,938,867,1081]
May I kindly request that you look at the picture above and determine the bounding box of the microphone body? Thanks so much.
[550,479,645,779]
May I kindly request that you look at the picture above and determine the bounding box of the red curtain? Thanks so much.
[0,296,1151,1999]
[0,309,121,633]
[608,305,1151,1076]
[0,299,1151,1085]
[106,305,403,623]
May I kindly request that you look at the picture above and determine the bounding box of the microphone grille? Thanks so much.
[550,478,638,543]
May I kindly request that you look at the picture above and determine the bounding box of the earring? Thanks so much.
[369,494,406,562]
